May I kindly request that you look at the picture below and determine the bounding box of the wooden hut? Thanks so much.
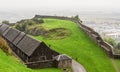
[0,24,60,68]
[0,24,72,69]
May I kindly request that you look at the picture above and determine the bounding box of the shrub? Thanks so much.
[27,26,48,36]
[116,42,120,49]
[15,23,27,32]
[32,18,44,24]
[2,20,9,25]
[72,15,80,20]
[104,37,116,47]
[24,20,35,26]
[0,36,11,55]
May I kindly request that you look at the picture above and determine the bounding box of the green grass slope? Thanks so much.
[34,19,116,72]
[0,49,61,72]
[114,59,120,71]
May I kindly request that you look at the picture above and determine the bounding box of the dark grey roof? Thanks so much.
[0,24,9,35]
[17,35,41,56]
[54,54,72,61]
[0,23,2,27]
[0,24,57,58]
[13,32,25,45]
[4,28,20,42]
[2,27,11,36]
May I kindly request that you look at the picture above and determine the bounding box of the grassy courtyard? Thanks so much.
[34,18,116,72]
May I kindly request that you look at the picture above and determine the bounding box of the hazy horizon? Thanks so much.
[0,0,120,10]
[0,0,120,22]
[0,8,120,23]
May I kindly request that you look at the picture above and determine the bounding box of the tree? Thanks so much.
[74,15,79,20]
[32,18,44,24]
[116,42,120,49]
[104,37,116,47]
[15,23,27,32]
[2,20,9,25]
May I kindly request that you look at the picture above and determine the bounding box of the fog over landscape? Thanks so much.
[1,0,120,72]
[0,0,119,22]
[0,0,120,42]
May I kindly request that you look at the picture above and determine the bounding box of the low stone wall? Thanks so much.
[35,15,120,58]
[25,60,55,68]
[34,15,80,23]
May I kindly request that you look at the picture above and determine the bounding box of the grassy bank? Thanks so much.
[0,36,61,72]
[0,49,61,72]
[114,59,120,71]
[34,19,116,72]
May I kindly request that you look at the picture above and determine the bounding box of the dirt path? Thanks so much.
[111,59,120,72]
[72,60,86,72]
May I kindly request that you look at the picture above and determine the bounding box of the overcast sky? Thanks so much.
[0,0,120,10]
[0,0,119,22]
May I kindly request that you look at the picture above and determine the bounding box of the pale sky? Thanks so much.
[0,0,119,22]
[0,0,120,10]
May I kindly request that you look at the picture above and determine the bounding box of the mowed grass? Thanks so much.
[0,49,61,72]
[34,19,116,72]
[114,59,120,71]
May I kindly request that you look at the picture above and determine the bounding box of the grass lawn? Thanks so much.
[114,59,120,71]
[33,19,116,72]
[0,49,61,72]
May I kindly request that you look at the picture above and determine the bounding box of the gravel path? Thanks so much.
[72,60,86,72]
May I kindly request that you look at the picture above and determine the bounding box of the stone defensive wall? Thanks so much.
[34,15,120,58]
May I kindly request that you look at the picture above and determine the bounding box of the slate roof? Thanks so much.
[13,32,25,45]
[0,24,9,35]
[2,27,11,36]
[4,28,20,42]
[54,54,72,61]
[0,24,56,58]
[0,24,42,56]
[0,23,2,27]
[17,35,41,56]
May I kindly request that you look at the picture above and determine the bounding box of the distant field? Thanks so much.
[0,49,61,72]
[34,19,116,72]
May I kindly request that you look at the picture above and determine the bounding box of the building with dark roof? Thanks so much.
[0,24,72,69]
[54,54,72,68]
[0,24,9,35]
